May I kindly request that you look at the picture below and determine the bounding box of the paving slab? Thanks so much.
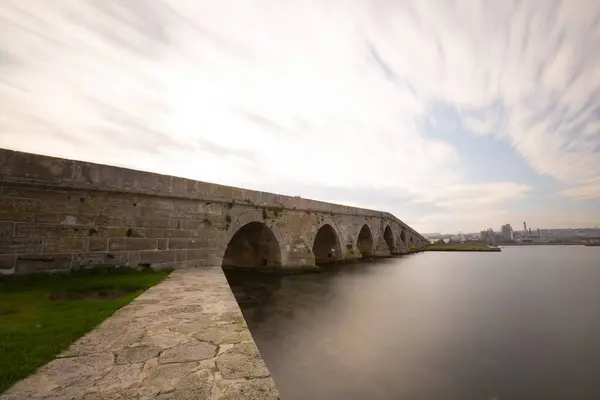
[0,267,280,400]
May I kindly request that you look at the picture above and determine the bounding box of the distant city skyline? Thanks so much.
[1,1,599,233]
[424,226,600,237]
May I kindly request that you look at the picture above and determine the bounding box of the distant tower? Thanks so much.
[529,228,532,237]
[537,228,541,238]
[523,221,527,234]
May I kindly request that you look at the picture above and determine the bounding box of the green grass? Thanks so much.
[0,267,170,394]
[427,242,495,250]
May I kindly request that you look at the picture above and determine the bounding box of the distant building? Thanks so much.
[501,224,514,241]
[480,228,495,243]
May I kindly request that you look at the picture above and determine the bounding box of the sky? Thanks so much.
[0,0,599,234]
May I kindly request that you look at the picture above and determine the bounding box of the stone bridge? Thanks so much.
[0,149,428,275]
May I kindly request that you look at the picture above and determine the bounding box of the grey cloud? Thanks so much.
[60,0,172,60]
[242,112,296,136]
[86,98,190,154]
[196,139,258,164]
[366,40,397,81]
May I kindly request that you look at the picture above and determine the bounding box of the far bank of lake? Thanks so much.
[426,243,501,252]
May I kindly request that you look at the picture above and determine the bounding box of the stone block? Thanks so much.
[15,254,72,273]
[57,213,105,226]
[145,228,163,238]
[43,237,87,253]
[104,215,136,227]
[164,229,191,238]
[7,152,73,182]
[34,213,60,223]
[38,199,80,214]
[183,219,204,230]
[101,205,139,219]
[1,186,63,199]
[168,239,204,250]
[171,177,187,195]
[99,227,145,238]
[140,207,174,219]
[153,174,172,194]
[138,198,175,211]
[0,222,13,238]
[140,251,178,265]
[173,201,198,215]
[135,217,176,229]
[118,169,155,192]
[72,252,128,267]
[157,239,168,250]
[0,237,43,254]
[109,238,158,251]
[14,223,88,238]
[0,197,40,213]
[128,251,141,266]
[89,238,109,252]
[185,249,210,261]
[175,250,187,262]
[0,212,35,222]
[0,255,16,270]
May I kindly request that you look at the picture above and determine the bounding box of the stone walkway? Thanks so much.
[1,268,280,400]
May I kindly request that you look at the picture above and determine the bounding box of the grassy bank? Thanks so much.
[0,267,170,393]
[426,243,501,251]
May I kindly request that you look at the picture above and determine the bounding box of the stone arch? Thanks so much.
[222,221,283,268]
[219,212,287,268]
[312,223,343,264]
[383,225,395,253]
[357,224,375,258]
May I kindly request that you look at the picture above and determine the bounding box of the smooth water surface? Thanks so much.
[225,246,600,400]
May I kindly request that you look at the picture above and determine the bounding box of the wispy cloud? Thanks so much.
[0,0,598,232]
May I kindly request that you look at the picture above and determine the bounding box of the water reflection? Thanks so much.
[225,246,600,400]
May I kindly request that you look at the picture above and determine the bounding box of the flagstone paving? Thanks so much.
[0,267,279,400]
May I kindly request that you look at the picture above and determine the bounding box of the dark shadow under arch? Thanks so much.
[357,224,375,258]
[400,230,407,248]
[384,225,395,253]
[313,224,342,265]
[222,221,282,268]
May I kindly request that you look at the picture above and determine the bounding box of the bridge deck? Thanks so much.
[0,268,279,400]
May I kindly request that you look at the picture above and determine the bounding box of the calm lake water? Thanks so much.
[225,246,600,400]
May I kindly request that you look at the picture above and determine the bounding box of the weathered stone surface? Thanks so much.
[216,342,271,380]
[83,389,140,400]
[217,378,280,400]
[141,362,201,396]
[42,237,87,253]
[1,268,280,400]
[194,323,251,345]
[15,254,72,273]
[116,346,161,364]
[159,341,217,364]
[2,353,115,399]
[92,363,145,392]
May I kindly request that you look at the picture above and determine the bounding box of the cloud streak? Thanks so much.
[0,0,598,232]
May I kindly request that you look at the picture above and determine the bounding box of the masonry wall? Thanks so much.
[0,149,428,275]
